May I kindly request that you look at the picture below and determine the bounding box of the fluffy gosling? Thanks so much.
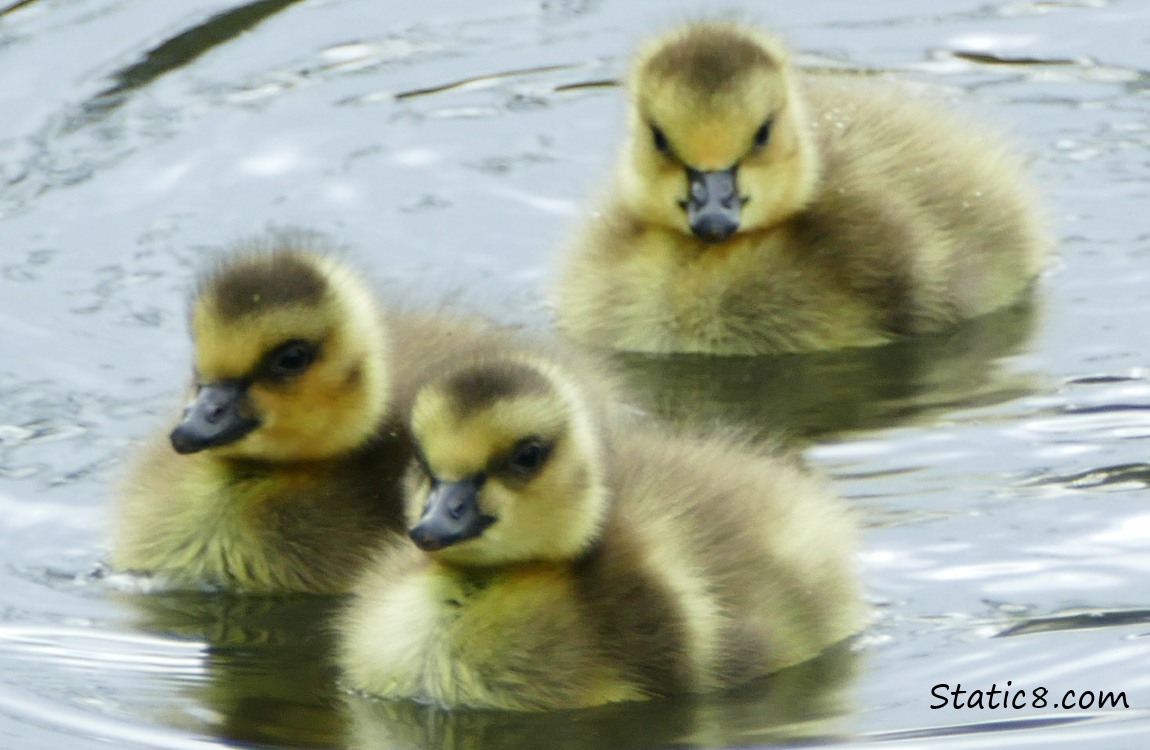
[554,20,1047,354]
[338,356,864,710]
[113,235,512,593]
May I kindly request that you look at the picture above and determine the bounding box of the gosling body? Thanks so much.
[339,357,863,710]
[555,21,1047,354]
[112,235,513,593]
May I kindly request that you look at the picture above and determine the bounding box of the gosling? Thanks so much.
[554,20,1047,354]
[112,234,513,593]
[338,355,864,710]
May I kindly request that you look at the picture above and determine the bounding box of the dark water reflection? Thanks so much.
[116,592,347,748]
[613,299,1041,443]
[345,644,858,750]
[2,0,1150,748]
[83,0,309,124]
[115,589,860,750]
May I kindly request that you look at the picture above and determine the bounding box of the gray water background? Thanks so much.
[1,0,1149,748]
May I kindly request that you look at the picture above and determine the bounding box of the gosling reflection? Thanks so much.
[612,298,1040,443]
[343,642,859,750]
[115,591,347,749]
[117,591,858,749]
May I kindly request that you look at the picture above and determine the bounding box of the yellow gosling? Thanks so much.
[338,356,864,710]
[554,20,1048,354]
[112,233,516,593]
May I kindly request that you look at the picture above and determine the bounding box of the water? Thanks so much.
[1,0,1148,747]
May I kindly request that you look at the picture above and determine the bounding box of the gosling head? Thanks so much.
[620,21,818,243]
[404,358,609,568]
[170,240,389,462]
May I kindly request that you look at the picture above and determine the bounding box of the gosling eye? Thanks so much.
[505,437,552,477]
[265,339,317,378]
[753,120,772,149]
[651,125,671,155]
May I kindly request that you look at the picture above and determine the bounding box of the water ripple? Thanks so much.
[0,624,206,677]
[998,608,1150,637]
[0,681,215,750]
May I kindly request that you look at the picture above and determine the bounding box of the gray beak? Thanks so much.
[408,476,495,552]
[684,166,743,243]
[169,381,259,455]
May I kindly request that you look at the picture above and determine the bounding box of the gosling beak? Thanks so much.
[169,381,260,455]
[683,166,743,243]
[409,476,495,552]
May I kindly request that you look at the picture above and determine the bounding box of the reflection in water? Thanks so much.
[950,50,1079,67]
[79,0,309,124]
[612,299,1040,443]
[116,591,348,749]
[0,0,35,19]
[998,607,1150,638]
[395,64,587,100]
[116,588,860,749]
[1033,463,1150,490]
[344,643,859,750]
[552,79,619,93]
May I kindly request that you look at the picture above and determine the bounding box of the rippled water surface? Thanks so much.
[1,0,1149,748]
